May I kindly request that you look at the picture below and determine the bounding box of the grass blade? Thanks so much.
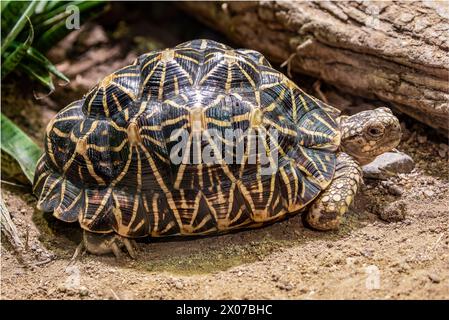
[18,62,55,92]
[0,114,42,182]
[1,1,30,38]
[1,18,34,79]
[1,1,37,55]
[31,0,78,25]
[1,1,12,11]
[34,1,49,14]
[24,46,69,83]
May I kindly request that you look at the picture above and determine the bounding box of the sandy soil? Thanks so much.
[1,3,448,300]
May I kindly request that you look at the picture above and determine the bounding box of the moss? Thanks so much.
[32,210,56,241]
[32,209,81,256]
[140,238,296,275]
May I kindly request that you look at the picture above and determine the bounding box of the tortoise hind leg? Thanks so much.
[82,231,139,259]
[306,152,362,230]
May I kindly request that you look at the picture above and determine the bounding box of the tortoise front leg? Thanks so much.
[306,152,362,230]
[82,231,139,259]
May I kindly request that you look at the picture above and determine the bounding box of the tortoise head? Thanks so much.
[339,107,402,165]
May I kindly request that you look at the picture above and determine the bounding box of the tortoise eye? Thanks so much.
[368,126,384,137]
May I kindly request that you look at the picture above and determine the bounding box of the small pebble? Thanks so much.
[79,286,89,296]
[423,190,434,197]
[428,273,441,284]
[388,185,404,196]
[174,282,184,290]
[381,181,392,187]
[380,200,407,222]
[397,261,411,273]
[276,281,294,291]
[417,134,427,144]
[438,148,447,158]
[439,143,448,151]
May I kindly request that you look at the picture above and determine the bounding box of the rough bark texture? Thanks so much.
[181,1,449,134]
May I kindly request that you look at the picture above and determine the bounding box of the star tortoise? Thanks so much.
[33,39,402,258]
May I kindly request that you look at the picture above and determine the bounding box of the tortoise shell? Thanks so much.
[33,39,341,237]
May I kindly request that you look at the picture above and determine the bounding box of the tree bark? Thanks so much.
[181,1,449,135]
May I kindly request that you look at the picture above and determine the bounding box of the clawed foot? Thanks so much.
[80,231,139,259]
[306,199,342,231]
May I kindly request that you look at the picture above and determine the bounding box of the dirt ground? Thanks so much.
[1,3,448,300]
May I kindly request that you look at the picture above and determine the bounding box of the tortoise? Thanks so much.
[33,39,402,258]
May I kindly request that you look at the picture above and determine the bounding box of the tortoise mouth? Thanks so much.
[362,136,401,159]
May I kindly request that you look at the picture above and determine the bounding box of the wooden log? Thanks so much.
[181,1,449,134]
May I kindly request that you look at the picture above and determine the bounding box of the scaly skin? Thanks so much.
[82,231,139,259]
[306,107,402,230]
[306,153,361,230]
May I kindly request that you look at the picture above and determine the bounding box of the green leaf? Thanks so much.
[18,62,55,92]
[0,113,42,183]
[1,1,30,39]
[6,41,69,83]
[24,46,69,83]
[1,18,34,79]
[34,1,49,14]
[1,1,12,12]
[42,1,67,12]
[31,0,79,25]
[1,1,37,55]
[32,19,67,53]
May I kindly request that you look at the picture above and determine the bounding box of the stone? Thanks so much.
[362,151,415,180]
[276,281,294,291]
[387,184,404,196]
[428,273,441,283]
[380,200,407,222]
[423,190,435,197]
[78,286,89,296]
[417,134,427,143]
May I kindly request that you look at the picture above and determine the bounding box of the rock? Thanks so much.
[423,190,435,197]
[173,279,184,290]
[362,152,415,180]
[380,200,407,222]
[428,273,441,283]
[397,261,411,273]
[438,144,448,158]
[276,281,294,291]
[78,286,89,296]
[387,184,404,196]
[417,134,427,144]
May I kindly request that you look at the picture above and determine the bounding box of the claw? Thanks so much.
[111,241,123,259]
[131,239,139,252]
[122,238,137,259]
[83,231,139,259]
